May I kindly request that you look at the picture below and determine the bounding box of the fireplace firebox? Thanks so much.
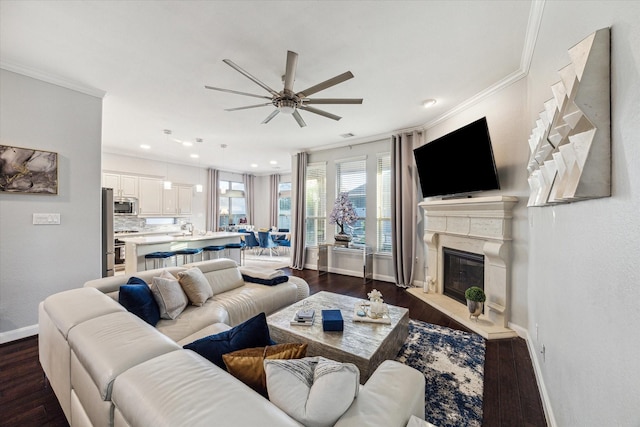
[443,248,484,305]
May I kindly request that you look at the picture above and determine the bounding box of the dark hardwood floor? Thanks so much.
[0,269,546,427]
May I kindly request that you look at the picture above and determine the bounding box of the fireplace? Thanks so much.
[443,248,484,305]
[413,196,518,339]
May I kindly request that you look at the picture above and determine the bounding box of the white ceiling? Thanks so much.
[0,1,533,174]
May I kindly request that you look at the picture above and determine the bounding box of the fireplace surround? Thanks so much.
[411,196,518,339]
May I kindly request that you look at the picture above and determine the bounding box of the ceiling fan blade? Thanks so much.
[283,51,298,94]
[223,59,280,96]
[292,110,307,127]
[296,71,354,98]
[262,109,280,124]
[299,105,342,121]
[225,103,273,112]
[303,98,363,105]
[205,86,272,100]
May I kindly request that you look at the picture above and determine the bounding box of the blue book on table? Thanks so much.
[322,309,344,331]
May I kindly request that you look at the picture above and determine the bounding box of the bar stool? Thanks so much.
[144,251,176,270]
[202,245,225,260]
[225,242,245,265]
[175,248,203,266]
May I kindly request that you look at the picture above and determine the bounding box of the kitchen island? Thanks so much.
[119,232,244,274]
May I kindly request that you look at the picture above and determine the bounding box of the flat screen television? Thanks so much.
[413,117,500,198]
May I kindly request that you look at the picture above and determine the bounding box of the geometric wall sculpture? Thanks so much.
[527,27,610,207]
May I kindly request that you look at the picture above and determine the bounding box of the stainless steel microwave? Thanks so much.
[114,198,138,215]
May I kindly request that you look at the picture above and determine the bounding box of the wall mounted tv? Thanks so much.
[413,117,500,198]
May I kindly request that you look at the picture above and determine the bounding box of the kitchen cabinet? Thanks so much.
[162,185,193,216]
[138,177,163,215]
[103,173,138,198]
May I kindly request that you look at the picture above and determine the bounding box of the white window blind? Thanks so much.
[336,158,366,245]
[219,180,246,228]
[305,163,326,246]
[377,153,392,252]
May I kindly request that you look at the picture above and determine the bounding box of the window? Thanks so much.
[305,163,326,246]
[377,153,391,252]
[278,181,291,230]
[336,158,366,245]
[219,180,246,229]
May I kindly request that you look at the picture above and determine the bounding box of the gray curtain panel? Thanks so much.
[391,131,421,287]
[269,174,280,228]
[243,173,255,225]
[206,168,219,231]
[291,152,307,270]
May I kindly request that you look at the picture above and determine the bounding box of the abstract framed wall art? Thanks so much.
[0,145,58,194]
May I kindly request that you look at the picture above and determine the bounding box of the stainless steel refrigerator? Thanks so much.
[102,187,115,277]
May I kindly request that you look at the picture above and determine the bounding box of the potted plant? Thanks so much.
[464,286,486,320]
[329,192,358,244]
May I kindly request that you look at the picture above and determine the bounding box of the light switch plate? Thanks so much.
[33,213,61,225]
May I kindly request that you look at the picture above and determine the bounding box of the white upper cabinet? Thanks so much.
[103,173,139,198]
[138,177,163,216]
[162,185,193,216]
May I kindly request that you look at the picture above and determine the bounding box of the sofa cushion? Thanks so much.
[177,267,213,306]
[112,350,302,427]
[118,279,160,326]
[155,299,230,343]
[264,356,360,427]
[187,258,246,294]
[183,312,271,369]
[222,343,307,396]
[151,271,188,320]
[68,311,180,400]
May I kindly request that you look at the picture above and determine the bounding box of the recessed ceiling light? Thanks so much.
[250,163,258,168]
[182,141,193,147]
[422,99,437,108]
[190,154,199,159]
[269,160,278,165]
[140,144,151,149]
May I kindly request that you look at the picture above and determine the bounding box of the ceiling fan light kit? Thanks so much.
[205,50,362,127]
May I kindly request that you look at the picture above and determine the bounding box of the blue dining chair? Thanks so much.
[257,231,278,256]
[243,231,260,255]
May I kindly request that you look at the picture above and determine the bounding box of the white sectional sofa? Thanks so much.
[38,258,426,427]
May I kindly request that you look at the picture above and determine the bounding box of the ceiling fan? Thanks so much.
[205,50,363,127]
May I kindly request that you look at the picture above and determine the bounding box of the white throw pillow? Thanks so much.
[151,272,188,320]
[264,356,359,427]
[177,267,213,306]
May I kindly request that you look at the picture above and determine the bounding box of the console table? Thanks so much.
[317,244,373,282]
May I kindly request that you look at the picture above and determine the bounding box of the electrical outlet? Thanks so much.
[33,213,61,225]
[540,344,546,363]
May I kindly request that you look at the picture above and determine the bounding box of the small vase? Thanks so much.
[467,300,483,321]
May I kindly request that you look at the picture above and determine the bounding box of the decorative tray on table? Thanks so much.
[352,303,391,324]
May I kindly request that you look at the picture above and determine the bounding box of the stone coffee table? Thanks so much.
[266,291,409,381]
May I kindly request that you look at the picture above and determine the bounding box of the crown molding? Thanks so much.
[0,60,106,99]
[420,0,545,131]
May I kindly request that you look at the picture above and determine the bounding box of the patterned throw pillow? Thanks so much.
[264,356,360,427]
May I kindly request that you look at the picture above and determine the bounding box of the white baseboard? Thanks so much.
[0,324,38,344]
[508,323,557,427]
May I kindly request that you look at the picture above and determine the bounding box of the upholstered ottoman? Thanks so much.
[67,311,181,427]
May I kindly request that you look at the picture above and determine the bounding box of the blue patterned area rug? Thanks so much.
[395,320,486,427]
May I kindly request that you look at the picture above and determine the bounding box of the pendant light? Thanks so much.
[163,129,172,190]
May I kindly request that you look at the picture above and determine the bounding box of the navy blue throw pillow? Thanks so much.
[183,312,271,369]
[119,277,160,326]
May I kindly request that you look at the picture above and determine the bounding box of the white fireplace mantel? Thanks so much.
[410,196,518,339]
